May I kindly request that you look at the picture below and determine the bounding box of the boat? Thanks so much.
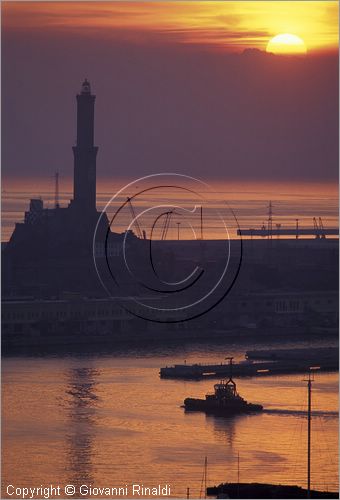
[184,357,263,415]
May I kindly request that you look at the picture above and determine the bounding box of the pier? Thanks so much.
[238,227,338,237]
[159,347,338,379]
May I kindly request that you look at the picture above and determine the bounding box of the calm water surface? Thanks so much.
[2,341,338,498]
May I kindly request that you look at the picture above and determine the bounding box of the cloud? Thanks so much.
[2,2,338,53]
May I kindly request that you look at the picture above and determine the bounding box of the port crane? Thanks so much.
[126,197,146,239]
[318,217,326,239]
[160,211,173,240]
[313,217,326,239]
[239,204,336,238]
[313,217,320,238]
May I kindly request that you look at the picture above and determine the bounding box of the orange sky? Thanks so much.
[2,1,338,185]
[2,1,338,53]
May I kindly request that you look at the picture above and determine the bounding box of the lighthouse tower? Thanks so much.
[71,79,98,212]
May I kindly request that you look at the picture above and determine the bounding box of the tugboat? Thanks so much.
[184,357,263,415]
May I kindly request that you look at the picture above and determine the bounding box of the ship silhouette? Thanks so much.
[184,357,263,415]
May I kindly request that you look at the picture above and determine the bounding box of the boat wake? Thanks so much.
[263,408,338,417]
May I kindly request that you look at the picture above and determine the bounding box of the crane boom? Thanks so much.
[161,211,172,240]
[127,197,143,239]
[313,217,320,239]
[318,217,326,239]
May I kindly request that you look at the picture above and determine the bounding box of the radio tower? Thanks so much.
[55,172,60,209]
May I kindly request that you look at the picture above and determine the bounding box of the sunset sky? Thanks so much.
[3,2,338,52]
[2,1,339,182]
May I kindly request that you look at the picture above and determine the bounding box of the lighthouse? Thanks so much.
[71,79,98,212]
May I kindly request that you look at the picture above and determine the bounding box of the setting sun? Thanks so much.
[266,33,307,55]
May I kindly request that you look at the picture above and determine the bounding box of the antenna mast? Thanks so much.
[307,373,312,498]
[224,357,236,395]
[54,172,60,208]
[225,356,234,379]
[199,456,208,499]
[237,452,240,499]
[200,206,203,240]
[303,368,319,498]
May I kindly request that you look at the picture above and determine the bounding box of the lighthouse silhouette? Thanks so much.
[1,79,115,295]
[70,79,98,213]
